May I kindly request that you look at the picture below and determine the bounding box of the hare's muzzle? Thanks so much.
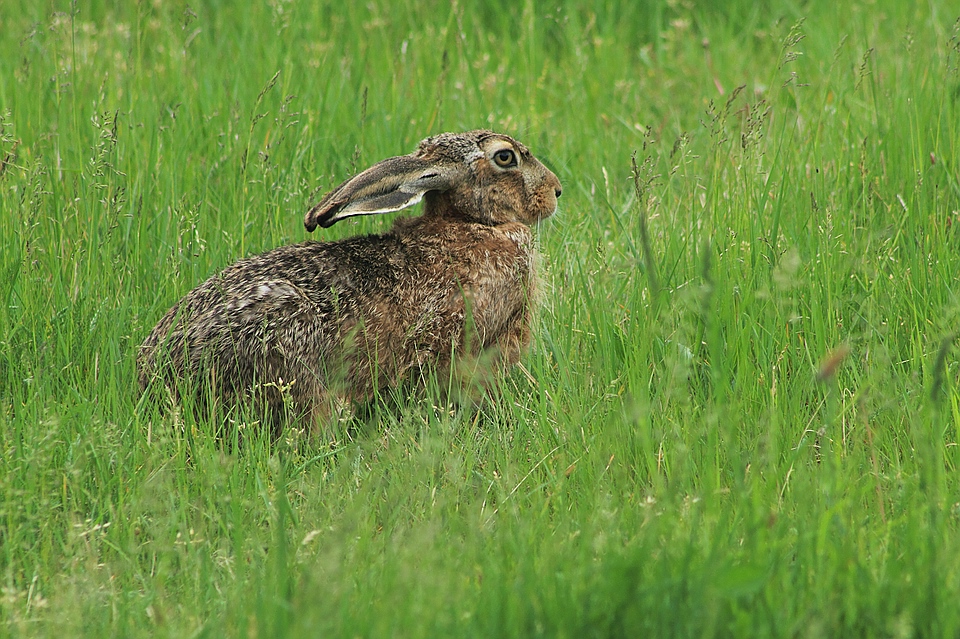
[539,170,562,220]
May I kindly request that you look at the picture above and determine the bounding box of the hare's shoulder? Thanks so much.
[489,221,534,251]
[399,218,533,254]
[458,221,535,264]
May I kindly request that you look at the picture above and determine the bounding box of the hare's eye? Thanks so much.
[493,149,517,168]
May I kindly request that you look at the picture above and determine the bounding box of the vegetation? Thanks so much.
[2,0,959,636]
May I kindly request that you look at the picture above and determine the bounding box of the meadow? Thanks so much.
[2,0,960,636]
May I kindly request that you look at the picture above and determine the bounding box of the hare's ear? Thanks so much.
[305,155,460,231]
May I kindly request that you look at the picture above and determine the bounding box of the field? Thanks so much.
[2,0,960,636]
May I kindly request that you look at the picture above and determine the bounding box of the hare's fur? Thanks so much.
[138,130,561,428]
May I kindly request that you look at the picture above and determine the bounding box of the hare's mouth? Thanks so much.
[532,202,558,225]
[539,182,561,221]
[543,192,560,219]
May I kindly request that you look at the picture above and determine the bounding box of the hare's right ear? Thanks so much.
[305,155,461,231]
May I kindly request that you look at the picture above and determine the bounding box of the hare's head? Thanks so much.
[305,130,561,231]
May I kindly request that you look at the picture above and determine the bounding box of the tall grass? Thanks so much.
[2,0,959,636]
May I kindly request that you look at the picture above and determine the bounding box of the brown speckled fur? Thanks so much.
[137,130,561,430]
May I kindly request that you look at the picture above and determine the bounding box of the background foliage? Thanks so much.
[2,0,959,636]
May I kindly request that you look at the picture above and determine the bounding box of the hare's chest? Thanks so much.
[385,222,537,326]
[453,223,534,290]
[447,225,539,336]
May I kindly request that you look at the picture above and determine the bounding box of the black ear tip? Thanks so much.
[304,207,319,232]
[305,201,342,232]
[304,207,324,232]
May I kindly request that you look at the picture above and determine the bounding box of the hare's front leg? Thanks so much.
[457,240,536,386]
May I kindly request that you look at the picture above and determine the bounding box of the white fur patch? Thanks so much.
[464,148,485,164]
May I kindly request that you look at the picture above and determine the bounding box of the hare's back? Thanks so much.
[138,236,403,373]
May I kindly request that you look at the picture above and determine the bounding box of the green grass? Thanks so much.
[2,0,960,636]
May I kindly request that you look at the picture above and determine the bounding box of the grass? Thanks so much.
[2,0,960,636]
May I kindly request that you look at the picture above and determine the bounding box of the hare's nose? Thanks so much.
[555,187,562,198]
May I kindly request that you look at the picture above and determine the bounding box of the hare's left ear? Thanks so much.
[305,155,461,231]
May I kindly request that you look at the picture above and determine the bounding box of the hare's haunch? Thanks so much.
[138,130,561,428]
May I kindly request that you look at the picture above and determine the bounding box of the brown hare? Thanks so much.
[137,130,561,430]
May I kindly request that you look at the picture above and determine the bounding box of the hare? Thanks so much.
[137,130,561,430]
